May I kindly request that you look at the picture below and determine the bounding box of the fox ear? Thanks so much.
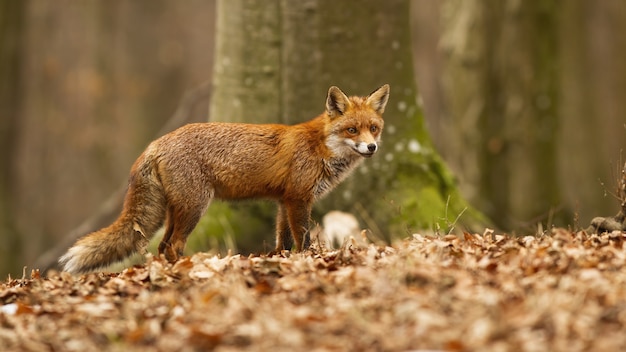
[366,84,390,115]
[326,86,351,118]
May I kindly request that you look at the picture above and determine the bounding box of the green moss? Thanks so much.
[185,201,277,255]
[386,148,490,236]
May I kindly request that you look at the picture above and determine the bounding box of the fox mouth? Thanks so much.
[330,138,378,158]
[353,147,376,158]
[358,150,375,158]
[353,142,377,158]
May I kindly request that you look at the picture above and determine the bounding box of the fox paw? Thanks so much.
[158,241,181,263]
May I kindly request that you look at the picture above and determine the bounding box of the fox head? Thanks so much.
[325,84,390,159]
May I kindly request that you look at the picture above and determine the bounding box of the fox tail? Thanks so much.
[59,153,166,274]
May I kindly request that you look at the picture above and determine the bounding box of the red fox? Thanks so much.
[59,84,390,274]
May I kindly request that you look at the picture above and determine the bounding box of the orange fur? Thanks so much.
[59,84,390,274]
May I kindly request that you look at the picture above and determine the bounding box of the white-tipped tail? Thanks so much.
[59,244,91,274]
[59,220,149,274]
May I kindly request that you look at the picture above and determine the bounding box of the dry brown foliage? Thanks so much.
[2,229,626,351]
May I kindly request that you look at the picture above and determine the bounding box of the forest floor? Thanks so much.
[2,228,626,351]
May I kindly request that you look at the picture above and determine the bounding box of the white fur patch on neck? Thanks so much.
[325,134,354,158]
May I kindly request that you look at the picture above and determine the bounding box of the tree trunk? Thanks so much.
[0,0,24,277]
[3,0,215,278]
[559,0,626,225]
[440,0,561,231]
[206,0,486,252]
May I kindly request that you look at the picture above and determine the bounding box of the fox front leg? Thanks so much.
[284,200,312,252]
[275,203,292,251]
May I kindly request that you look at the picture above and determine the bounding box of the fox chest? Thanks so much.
[313,157,360,199]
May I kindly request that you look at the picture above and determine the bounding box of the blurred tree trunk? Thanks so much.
[440,0,562,231]
[205,0,487,252]
[0,0,24,277]
[2,0,215,279]
[559,0,626,224]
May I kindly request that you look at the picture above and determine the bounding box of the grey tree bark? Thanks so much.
[203,0,487,253]
[558,0,626,226]
[1,0,215,278]
[0,0,24,277]
[440,0,561,230]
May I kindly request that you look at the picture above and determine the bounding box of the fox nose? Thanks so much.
[367,143,377,153]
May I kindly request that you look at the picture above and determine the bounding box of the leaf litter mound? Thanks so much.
[2,229,626,351]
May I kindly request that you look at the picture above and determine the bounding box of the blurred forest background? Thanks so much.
[1,0,625,278]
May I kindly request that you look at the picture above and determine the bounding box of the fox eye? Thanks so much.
[347,127,358,134]
[370,125,378,133]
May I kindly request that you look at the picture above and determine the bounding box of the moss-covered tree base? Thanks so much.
[192,0,490,254]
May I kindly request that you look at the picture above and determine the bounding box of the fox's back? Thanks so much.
[146,121,325,200]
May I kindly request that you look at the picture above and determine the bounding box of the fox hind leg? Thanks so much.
[159,205,205,262]
[158,191,212,262]
[158,207,176,261]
